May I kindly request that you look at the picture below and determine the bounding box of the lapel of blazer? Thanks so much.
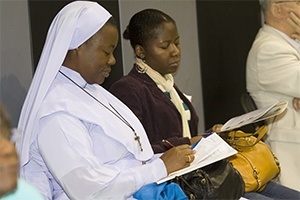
[131,65,180,111]
[262,25,300,56]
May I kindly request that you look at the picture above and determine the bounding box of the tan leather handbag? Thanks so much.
[226,126,280,192]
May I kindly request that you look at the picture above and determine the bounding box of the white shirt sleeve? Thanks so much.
[37,112,167,200]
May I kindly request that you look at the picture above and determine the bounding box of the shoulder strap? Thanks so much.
[227,125,268,148]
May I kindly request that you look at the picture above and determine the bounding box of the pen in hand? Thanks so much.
[162,139,175,149]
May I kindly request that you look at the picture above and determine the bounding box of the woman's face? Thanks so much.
[0,138,18,197]
[76,24,119,84]
[143,22,181,76]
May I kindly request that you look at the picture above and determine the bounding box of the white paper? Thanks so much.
[220,101,287,132]
[156,133,237,184]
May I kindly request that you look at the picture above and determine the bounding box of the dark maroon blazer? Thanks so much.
[110,65,199,153]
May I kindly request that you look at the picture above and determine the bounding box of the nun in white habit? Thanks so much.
[16,1,194,199]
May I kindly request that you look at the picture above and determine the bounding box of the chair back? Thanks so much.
[240,92,265,130]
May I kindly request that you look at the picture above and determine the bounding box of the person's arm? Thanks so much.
[38,112,195,199]
[286,13,300,112]
[37,113,167,199]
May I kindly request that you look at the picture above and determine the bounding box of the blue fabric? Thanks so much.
[133,182,188,200]
[243,181,300,200]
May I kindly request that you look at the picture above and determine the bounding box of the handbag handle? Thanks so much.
[227,125,268,148]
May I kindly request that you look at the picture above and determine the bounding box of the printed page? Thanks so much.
[191,133,221,164]
[220,101,287,132]
[255,101,287,121]
[156,133,237,184]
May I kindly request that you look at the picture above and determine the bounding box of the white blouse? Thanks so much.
[21,67,167,200]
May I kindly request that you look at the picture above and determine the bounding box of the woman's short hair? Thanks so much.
[123,8,176,48]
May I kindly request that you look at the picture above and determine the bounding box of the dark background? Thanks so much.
[196,1,262,131]
[28,0,123,90]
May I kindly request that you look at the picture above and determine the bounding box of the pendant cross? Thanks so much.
[134,131,143,152]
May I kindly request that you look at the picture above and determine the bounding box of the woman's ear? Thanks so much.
[134,45,145,59]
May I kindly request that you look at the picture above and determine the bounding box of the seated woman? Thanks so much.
[16,1,195,199]
[110,8,300,199]
[111,10,202,154]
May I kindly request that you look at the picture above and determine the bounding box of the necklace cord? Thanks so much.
[58,70,143,151]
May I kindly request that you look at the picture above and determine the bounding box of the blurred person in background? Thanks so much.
[0,103,43,200]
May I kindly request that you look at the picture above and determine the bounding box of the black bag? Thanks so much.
[171,159,245,200]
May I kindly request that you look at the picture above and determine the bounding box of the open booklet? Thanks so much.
[220,100,288,132]
[156,133,237,184]
[156,101,288,184]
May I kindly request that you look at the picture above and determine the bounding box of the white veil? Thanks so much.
[16,1,111,168]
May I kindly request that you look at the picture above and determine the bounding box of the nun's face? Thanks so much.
[77,24,119,84]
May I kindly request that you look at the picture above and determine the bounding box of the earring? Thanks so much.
[139,54,145,60]
[136,64,147,74]
[137,55,146,63]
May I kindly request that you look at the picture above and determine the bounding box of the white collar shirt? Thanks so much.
[22,66,166,200]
